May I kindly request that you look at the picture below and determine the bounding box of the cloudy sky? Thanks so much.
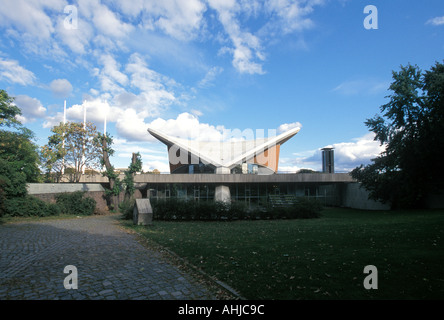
[1,0,443,173]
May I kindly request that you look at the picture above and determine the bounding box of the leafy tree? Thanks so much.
[42,121,102,182]
[351,62,444,209]
[123,152,142,201]
[95,132,122,210]
[297,169,319,174]
[1,89,41,215]
[0,89,21,129]
[0,90,41,183]
[0,130,41,183]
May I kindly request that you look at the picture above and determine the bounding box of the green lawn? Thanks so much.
[124,207,444,300]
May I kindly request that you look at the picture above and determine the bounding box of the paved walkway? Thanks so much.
[0,215,217,300]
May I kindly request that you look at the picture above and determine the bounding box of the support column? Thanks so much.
[215,185,231,203]
[215,167,231,203]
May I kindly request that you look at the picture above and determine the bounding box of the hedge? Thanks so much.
[145,197,322,221]
[55,191,96,216]
[1,191,96,217]
[3,196,61,217]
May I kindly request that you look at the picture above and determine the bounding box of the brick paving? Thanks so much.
[0,214,216,300]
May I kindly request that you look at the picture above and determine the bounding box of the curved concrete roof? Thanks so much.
[148,126,300,172]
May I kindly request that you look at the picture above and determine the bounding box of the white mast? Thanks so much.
[82,102,86,174]
[104,100,107,137]
[61,100,66,175]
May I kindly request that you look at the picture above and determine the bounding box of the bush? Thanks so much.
[55,191,96,215]
[0,158,27,199]
[290,197,323,219]
[3,196,59,217]
[226,201,247,220]
[119,198,135,220]
[150,197,322,221]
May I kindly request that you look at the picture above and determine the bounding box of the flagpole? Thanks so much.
[82,102,86,175]
[104,100,107,137]
[61,100,66,175]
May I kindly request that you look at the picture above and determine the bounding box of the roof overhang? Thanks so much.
[148,126,300,172]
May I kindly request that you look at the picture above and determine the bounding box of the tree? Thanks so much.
[123,152,142,201]
[0,89,41,184]
[1,89,41,215]
[42,121,102,182]
[0,89,21,129]
[96,132,122,210]
[351,62,444,209]
[1,130,41,182]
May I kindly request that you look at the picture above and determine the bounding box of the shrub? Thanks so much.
[55,191,96,215]
[119,198,136,220]
[149,197,322,222]
[291,197,323,218]
[0,158,27,199]
[226,201,247,220]
[3,196,59,217]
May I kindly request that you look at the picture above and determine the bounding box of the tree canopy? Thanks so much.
[0,90,41,183]
[351,61,444,209]
[41,121,102,182]
[1,90,41,215]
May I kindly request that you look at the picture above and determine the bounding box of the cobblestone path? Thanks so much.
[0,215,216,300]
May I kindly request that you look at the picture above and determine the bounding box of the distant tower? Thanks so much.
[321,147,334,173]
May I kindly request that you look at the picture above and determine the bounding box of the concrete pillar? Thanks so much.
[215,185,231,203]
[215,167,231,203]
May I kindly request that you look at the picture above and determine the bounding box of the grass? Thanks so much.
[122,207,444,300]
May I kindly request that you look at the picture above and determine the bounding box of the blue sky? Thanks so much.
[1,0,443,173]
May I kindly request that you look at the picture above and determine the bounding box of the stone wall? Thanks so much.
[27,183,109,212]
[27,183,144,213]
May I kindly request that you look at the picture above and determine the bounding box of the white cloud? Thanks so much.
[142,159,171,173]
[97,54,129,93]
[115,0,207,41]
[0,57,36,85]
[0,0,72,60]
[426,16,444,26]
[198,66,224,88]
[42,98,120,129]
[280,133,385,173]
[111,137,169,171]
[277,122,302,134]
[208,0,266,75]
[151,0,207,41]
[78,0,133,39]
[207,0,323,75]
[124,53,176,112]
[86,53,177,120]
[0,0,134,59]
[264,0,322,34]
[115,111,303,144]
[0,0,64,41]
[115,108,151,141]
[13,95,47,123]
[149,112,226,141]
[332,78,389,96]
[330,133,385,172]
[115,111,224,142]
[55,15,94,54]
[50,78,73,98]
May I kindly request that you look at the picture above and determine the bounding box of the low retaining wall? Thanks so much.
[27,183,109,212]
[27,183,144,213]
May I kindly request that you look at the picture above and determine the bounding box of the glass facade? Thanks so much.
[145,182,342,207]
